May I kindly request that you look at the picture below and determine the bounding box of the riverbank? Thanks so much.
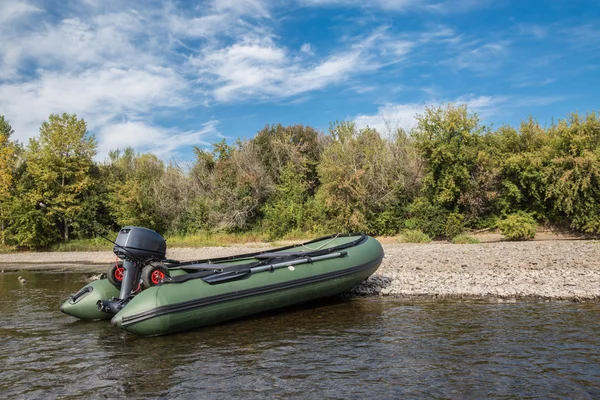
[1,240,599,301]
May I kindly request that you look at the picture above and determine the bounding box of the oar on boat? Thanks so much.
[202,251,348,284]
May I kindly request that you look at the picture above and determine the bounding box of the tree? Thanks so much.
[545,112,600,232]
[492,120,549,218]
[252,124,323,193]
[25,113,97,241]
[103,148,166,231]
[316,122,415,234]
[0,116,17,243]
[413,104,496,222]
[208,140,274,231]
[262,162,321,239]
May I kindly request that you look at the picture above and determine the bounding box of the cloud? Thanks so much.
[354,95,506,134]
[300,43,313,54]
[191,32,384,102]
[1,14,157,79]
[518,24,548,40]
[424,0,497,13]
[562,24,600,50]
[354,94,566,134]
[0,0,576,162]
[0,67,187,143]
[443,41,510,72]
[355,103,426,135]
[300,0,494,13]
[211,0,270,18]
[97,120,218,161]
[301,0,420,11]
[0,1,217,158]
[0,0,41,24]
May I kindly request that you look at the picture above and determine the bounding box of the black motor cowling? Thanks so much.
[113,226,166,263]
[100,227,167,314]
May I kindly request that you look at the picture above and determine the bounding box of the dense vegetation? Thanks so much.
[0,104,598,249]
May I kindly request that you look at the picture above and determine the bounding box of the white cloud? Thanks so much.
[355,103,426,135]
[444,41,509,72]
[211,0,270,18]
[0,0,442,159]
[1,14,155,78]
[301,0,419,11]
[518,24,548,40]
[0,2,211,158]
[354,94,567,135]
[300,43,313,54]
[0,0,566,162]
[424,0,496,13]
[0,0,41,24]
[354,95,506,134]
[192,30,388,102]
[300,0,493,13]
[0,67,187,143]
[562,24,600,50]
[97,120,218,161]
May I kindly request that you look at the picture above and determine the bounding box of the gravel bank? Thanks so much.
[2,240,599,300]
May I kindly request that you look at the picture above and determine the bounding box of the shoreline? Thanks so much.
[2,240,599,301]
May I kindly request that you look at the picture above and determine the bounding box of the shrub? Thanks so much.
[498,213,537,240]
[405,198,448,237]
[451,235,480,244]
[444,212,465,238]
[398,229,432,243]
[367,209,404,236]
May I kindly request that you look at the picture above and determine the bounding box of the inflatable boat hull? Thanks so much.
[112,235,383,336]
[62,234,383,336]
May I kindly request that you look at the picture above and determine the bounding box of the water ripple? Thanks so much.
[1,272,599,399]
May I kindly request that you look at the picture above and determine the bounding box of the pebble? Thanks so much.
[351,240,600,301]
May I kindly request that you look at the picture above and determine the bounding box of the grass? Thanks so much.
[397,229,432,244]
[167,230,322,248]
[451,234,481,244]
[0,230,325,253]
[0,243,17,253]
[164,231,269,248]
[51,238,113,252]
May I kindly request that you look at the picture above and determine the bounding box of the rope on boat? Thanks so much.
[299,233,340,251]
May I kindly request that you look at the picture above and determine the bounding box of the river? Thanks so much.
[1,271,599,399]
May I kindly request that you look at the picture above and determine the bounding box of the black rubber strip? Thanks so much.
[170,233,367,267]
[121,253,383,327]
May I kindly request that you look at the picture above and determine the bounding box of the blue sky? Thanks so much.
[0,0,598,162]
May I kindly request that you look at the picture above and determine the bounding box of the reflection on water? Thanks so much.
[1,272,599,399]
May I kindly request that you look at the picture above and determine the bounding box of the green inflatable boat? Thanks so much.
[60,227,384,336]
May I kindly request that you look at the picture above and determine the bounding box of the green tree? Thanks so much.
[252,124,323,193]
[414,104,495,222]
[492,120,549,218]
[545,112,600,232]
[316,122,414,234]
[0,116,18,243]
[103,148,166,231]
[262,163,322,239]
[24,113,97,242]
[208,140,273,231]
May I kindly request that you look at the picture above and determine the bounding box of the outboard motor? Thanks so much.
[98,226,166,314]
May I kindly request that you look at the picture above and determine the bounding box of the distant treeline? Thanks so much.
[0,104,599,248]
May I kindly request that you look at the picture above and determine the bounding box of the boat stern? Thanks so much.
[60,279,121,320]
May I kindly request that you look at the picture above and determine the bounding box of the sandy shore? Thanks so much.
[1,240,599,301]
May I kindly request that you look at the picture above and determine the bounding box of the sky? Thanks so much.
[0,0,598,162]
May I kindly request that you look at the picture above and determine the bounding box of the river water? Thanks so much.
[1,271,599,399]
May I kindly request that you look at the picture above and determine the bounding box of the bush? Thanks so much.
[367,209,404,236]
[398,229,432,243]
[404,198,448,237]
[498,213,537,240]
[444,212,465,238]
[451,235,480,244]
